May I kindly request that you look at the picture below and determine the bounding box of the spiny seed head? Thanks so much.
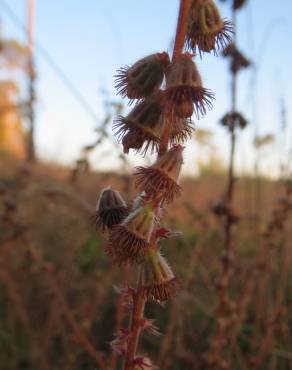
[134,145,184,204]
[170,117,194,144]
[93,187,128,231]
[142,249,180,302]
[115,52,170,100]
[186,0,233,55]
[106,205,155,265]
[165,53,214,118]
[113,96,163,154]
[221,111,248,130]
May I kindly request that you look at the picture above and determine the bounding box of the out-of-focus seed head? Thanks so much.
[106,205,155,265]
[115,52,170,100]
[186,0,233,54]
[233,0,247,10]
[113,96,163,154]
[142,249,180,302]
[221,111,248,130]
[230,50,251,74]
[165,54,214,118]
[93,187,128,231]
[134,145,184,204]
[222,42,236,57]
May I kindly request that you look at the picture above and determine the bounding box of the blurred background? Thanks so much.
[0,1,292,369]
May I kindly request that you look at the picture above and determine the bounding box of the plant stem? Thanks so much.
[172,0,192,61]
[122,2,192,368]
[221,4,238,301]
[209,8,238,367]
[159,0,192,156]
[123,267,145,370]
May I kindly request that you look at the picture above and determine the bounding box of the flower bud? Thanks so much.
[134,145,184,204]
[165,54,214,118]
[186,0,233,54]
[115,52,170,100]
[106,205,155,265]
[113,96,162,154]
[93,187,128,231]
[142,249,179,302]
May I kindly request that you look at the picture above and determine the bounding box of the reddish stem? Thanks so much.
[123,267,145,370]
[159,0,192,157]
[208,8,238,367]
[172,0,192,61]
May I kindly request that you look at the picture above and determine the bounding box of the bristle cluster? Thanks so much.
[134,145,184,204]
[113,97,162,154]
[186,0,233,55]
[106,205,155,265]
[115,52,170,101]
[170,117,194,144]
[142,250,180,302]
[165,54,214,118]
[166,85,214,119]
[135,167,182,205]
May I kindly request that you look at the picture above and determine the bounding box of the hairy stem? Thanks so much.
[123,267,145,370]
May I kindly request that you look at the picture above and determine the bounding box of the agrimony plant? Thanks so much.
[94,1,232,369]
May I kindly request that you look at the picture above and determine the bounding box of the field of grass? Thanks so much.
[1,153,291,370]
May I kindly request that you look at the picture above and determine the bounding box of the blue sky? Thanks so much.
[1,0,292,175]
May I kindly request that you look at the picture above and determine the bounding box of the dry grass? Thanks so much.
[0,153,291,370]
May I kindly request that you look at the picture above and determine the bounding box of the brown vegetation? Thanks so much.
[1,153,291,370]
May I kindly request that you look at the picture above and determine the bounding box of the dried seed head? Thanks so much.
[170,117,194,144]
[115,52,170,100]
[113,96,163,154]
[134,145,184,204]
[186,0,233,54]
[165,54,214,118]
[233,0,247,10]
[230,50,251,74]
[142,249,180,302]
[93,187,128,231]
[106,205,155,265]
[221,111,248,130]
